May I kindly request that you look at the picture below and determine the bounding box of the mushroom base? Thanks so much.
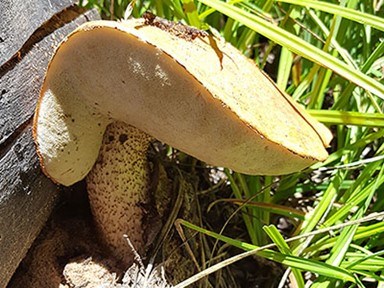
[9,148,201,287]
[8,182,172,288]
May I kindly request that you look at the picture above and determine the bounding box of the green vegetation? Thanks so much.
[81,0,384,287]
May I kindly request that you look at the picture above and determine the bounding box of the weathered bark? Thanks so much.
[0,4,99,146]
[0,128,58,288]
[0,4,100,287]
[0,0,74,64]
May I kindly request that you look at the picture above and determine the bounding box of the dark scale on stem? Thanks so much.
[119,133,128,144]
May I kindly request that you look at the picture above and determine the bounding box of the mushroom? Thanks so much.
[33,18,332,266]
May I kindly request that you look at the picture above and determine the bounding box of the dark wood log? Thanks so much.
[0,127,58,288]
[0,7,100,288]
[0,0,75,65]
[0,6,100,146]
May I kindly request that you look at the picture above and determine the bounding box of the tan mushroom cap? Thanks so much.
[33,18,331,186]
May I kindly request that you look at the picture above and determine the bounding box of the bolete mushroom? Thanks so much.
[33,17,332,266]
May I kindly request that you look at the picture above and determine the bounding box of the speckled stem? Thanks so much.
[86,121,152,267]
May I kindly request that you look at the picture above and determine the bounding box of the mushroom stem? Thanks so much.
[86,121,152,266]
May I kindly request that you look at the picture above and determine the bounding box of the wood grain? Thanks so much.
[0,127,58,288]
[0,8,100,146]
[0,0,75,65]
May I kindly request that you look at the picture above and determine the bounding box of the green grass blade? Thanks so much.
[308,110,384,127]
[197,0,384,100]
[304,222,384,255]
[264,225,305,288]
[181,0,204,28]
[219,199,306,220]
[277,0,384,32]
[225,170,259,245]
